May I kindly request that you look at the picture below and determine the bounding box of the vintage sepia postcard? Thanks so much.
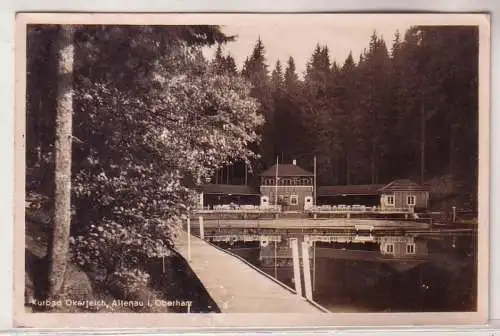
[14,12,490,329]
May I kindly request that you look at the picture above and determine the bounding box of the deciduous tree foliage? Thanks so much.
[27,25,263,291]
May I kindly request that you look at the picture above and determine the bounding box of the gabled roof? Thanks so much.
[318,184,384,196]
[201,184,260,195]
[260,164,313,177]
[379,179,429,192]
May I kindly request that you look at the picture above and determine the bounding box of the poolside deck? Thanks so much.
[199,218,430,230]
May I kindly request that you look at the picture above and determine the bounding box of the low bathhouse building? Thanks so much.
[199,161,430,212]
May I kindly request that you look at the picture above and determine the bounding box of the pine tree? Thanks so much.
[338,51,357,184]
[211,43,226,74]
[284,56,299,94]
[241,37,274,168]
[391,29,403,59]
[271,59,284,93]
[355,32,392,183]
[242,36,269,85]
[224,54,237,75]
[302,44,339,184]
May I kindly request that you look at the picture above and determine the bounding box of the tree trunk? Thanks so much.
[48,25,74,299]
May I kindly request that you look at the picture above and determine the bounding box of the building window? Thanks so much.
[386,195,395,205]
[407,195,416,206]
[406,243,416,254]
[385,244,394,254]
[290,195,298,205]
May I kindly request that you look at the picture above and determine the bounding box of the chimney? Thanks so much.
[292,159,297,165]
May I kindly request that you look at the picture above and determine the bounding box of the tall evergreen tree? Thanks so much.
[211,43,226,74]
[336,51,357,184]
[224,54,237,75]
[355,32,392,183]
[284,56,299,94]
[241,37,275,168]
[271,59,284,93]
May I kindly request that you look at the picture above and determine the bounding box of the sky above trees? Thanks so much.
[204,23,411,75]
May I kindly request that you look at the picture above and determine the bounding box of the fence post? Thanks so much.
[452,206,456,223]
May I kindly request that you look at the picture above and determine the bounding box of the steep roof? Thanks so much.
[259,164,313,177]
[201,184,260,195]
[379,179,429,192]
[318,184,384,196]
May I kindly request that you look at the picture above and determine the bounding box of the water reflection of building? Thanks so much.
[258,235,428,269]
[379,236,428,258]
[200,161,430,211]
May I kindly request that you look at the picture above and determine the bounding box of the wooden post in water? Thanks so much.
[199,216,204,240]
[290,238,302,296]
[312,241,316,293]
[301,241,313,301]
[274,240,278,279]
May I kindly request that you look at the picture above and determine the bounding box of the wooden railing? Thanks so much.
[195,204,281,213]
[194,204,414,214]
[308,205,410,214]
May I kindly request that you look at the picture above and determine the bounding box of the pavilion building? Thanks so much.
[259,160,314,211]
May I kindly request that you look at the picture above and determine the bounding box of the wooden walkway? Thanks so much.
[174,231,325,313]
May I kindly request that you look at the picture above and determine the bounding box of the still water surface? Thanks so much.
[213,235,477,313]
